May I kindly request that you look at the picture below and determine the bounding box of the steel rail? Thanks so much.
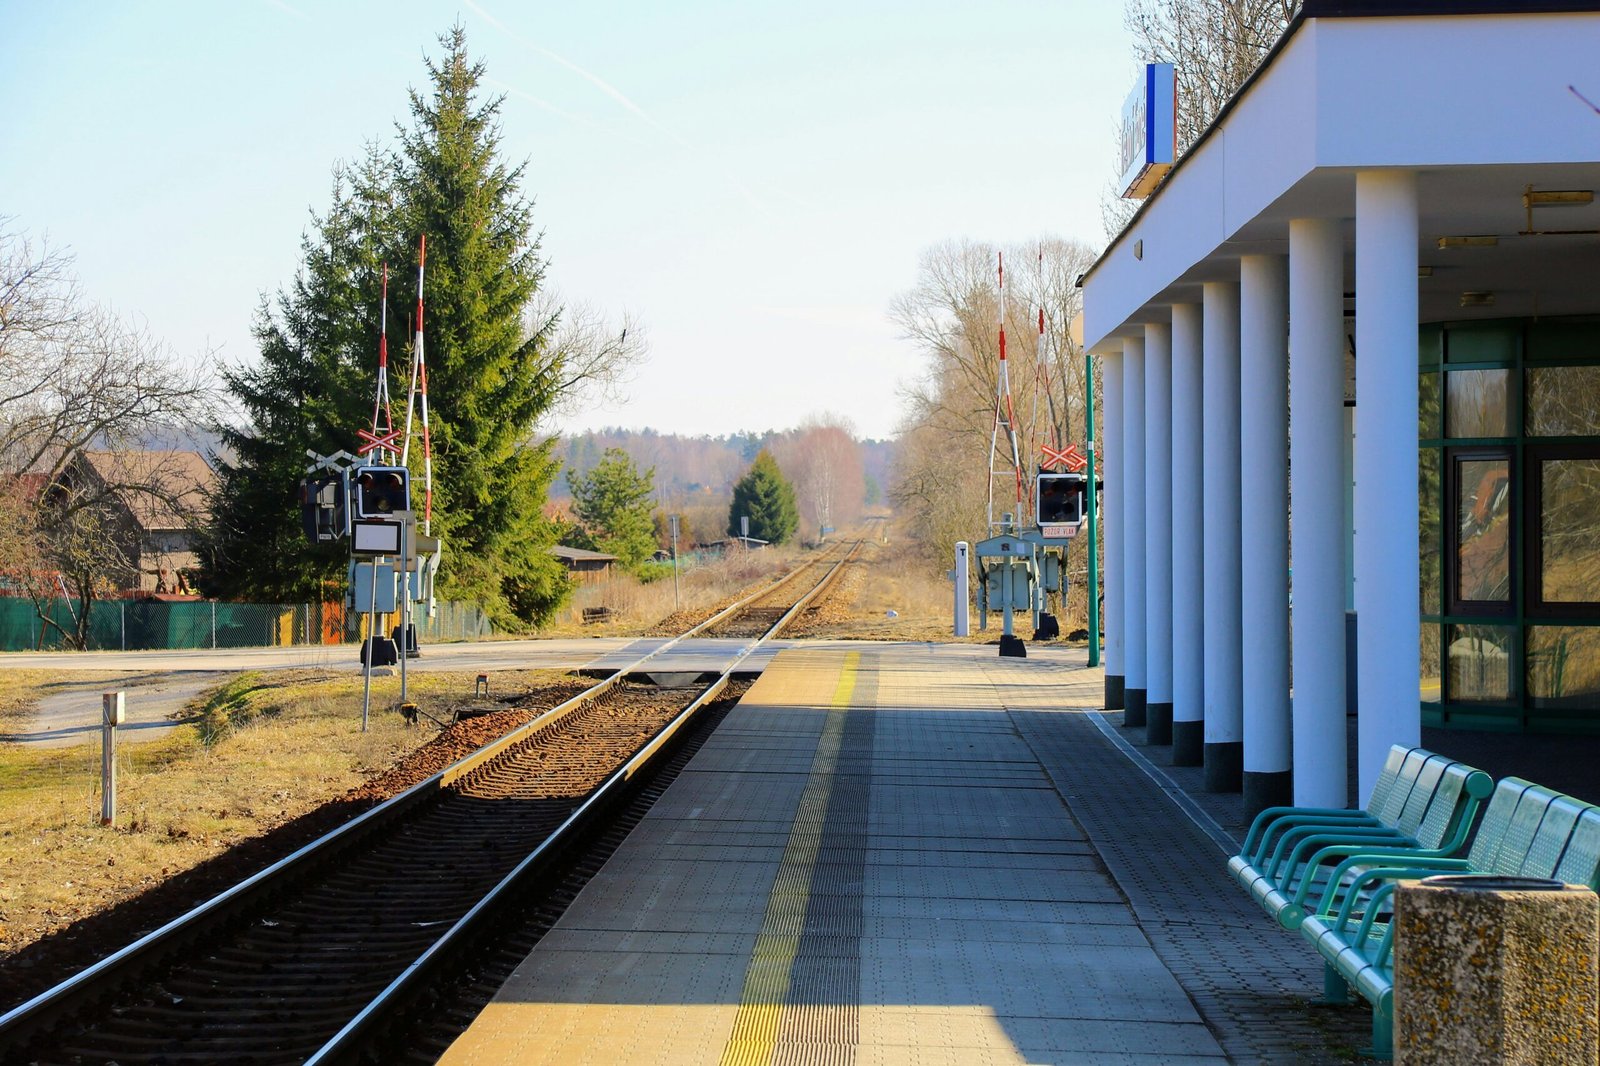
[305,537,863,1062]
[0,539,862,1050]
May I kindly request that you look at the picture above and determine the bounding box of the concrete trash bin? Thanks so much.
[1394,874,1599,1065]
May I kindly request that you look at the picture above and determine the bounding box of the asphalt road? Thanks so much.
[0,637,885,747]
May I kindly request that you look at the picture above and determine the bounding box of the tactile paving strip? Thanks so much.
[722,651,875,1066]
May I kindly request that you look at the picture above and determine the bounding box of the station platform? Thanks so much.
[440,642,1371,1065]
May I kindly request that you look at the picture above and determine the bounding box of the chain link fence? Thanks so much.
[0,597,493,652]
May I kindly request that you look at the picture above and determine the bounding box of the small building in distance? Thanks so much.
[550,545,618,586]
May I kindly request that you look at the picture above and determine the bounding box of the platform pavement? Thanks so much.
[440,642,1375,1065]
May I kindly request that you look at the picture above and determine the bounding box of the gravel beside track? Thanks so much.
[1,683,711,1064]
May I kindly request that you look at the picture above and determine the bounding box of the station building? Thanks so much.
[1081,1,1600,815]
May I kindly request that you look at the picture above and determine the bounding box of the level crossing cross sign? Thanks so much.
[356,427,403,456]
[1040,442,1088,473]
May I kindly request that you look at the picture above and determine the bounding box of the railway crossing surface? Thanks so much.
[439,642,1372,1064]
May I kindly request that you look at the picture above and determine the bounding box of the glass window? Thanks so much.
[1447,624,1514,703]
[1446,322,1519,363]
[1455,455,1511,605]
[1527,366,1600,436]
[1538,456,1600,604]
[1446,369,1510,437]
[1527,626,1600,707]
[1421,622,1442,704]
[1419,372,1441,439]
[1420,448,1441,614]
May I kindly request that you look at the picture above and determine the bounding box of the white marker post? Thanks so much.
[954,542,970,636]
[101,691,124,826]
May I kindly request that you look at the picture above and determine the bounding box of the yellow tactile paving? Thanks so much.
[440,643,1221,1066]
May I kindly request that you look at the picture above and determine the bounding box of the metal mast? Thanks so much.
[987,252,1025,531]
[400,235,435,536]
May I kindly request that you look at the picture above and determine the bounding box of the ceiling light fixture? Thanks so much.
[1437,235,1499,249]
[1523,188,1593,208]
[1418,266,1434,278]
[1460,291,1495,308]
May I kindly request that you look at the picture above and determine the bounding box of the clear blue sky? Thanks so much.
[3,1,1135,440]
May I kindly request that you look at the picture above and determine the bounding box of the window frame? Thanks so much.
[1523,441,1600,619]
[1445,445,1516,618]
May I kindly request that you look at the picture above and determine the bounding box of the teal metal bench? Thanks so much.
[1297,780,1600,1058]
[1229,747,1491,929]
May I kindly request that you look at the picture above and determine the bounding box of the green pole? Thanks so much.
[1086,349,1100,668]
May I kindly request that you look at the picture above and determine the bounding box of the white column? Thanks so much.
[1290,218,1350,807]
[1355,169,1421,800]
[1144,322,1174,744]
[1240,254,1292,816]
[1170,302,1205,765]
[1202,281,1243,791]
[1104,351,1125,707]
[1123,335,1148,726]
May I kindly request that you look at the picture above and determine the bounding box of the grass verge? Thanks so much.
[0,667,573,960]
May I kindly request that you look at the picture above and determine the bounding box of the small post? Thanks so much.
[953,542,970,636]
[399,513,409,704]
[210,600,217,650]
[101,692,123,826]
[361,560,379,733]
[670,514,681,612]
[120,600,126,652]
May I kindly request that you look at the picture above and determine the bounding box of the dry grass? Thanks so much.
[541,545,803,636]
[0,667,573,956]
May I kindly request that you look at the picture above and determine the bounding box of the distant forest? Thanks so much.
[554,428,896,544]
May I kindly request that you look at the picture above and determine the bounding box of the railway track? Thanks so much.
[0,540,863,1065]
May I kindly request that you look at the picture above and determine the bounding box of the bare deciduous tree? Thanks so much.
[768,415,866,540]
[0,221,216,647]
[524,287,647,427]
[890,237,1098,571]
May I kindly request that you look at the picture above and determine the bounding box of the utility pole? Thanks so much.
[670,514,681,611]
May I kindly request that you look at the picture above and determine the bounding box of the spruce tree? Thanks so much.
[200,149,400,602]
[395,25,566,626]
[568,448,657,572]
[203,27,570,628]
[728,450,799,545]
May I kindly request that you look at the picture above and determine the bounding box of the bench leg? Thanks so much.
[1362,1002,1393,1060]
[1322,962,1350,1005]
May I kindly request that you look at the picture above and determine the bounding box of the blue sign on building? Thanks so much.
[1117,62,1176,199]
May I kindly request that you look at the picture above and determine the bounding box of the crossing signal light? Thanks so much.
[1036,472,1085,525]
[300,474,350,543]
[354,466,410,518]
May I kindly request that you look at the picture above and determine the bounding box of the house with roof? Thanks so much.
[51,450,216,595]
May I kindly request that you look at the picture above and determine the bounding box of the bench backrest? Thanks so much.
[1485,783,1562,875]
[1373,749,1436,825]
[1413,761,1494,850]
[1364,745,1416,814]
[1554,808,1600,888]
[1463,778,1536,869]
[1395,755,1455,836]
[1519,797,1588,878]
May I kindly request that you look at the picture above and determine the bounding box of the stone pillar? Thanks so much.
[1394,878,1599,1064]
[1104,350,1125,709]
[1170,303,1205,765]
[1290,217,1350,808]
[1201,281,1242,792]
[1123,336,1148,728]
[1355,169,1421,800]
[1239,254,1291,818]
[1144,322,1174,745]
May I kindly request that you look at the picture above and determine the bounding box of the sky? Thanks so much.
[3,1,1135,441]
